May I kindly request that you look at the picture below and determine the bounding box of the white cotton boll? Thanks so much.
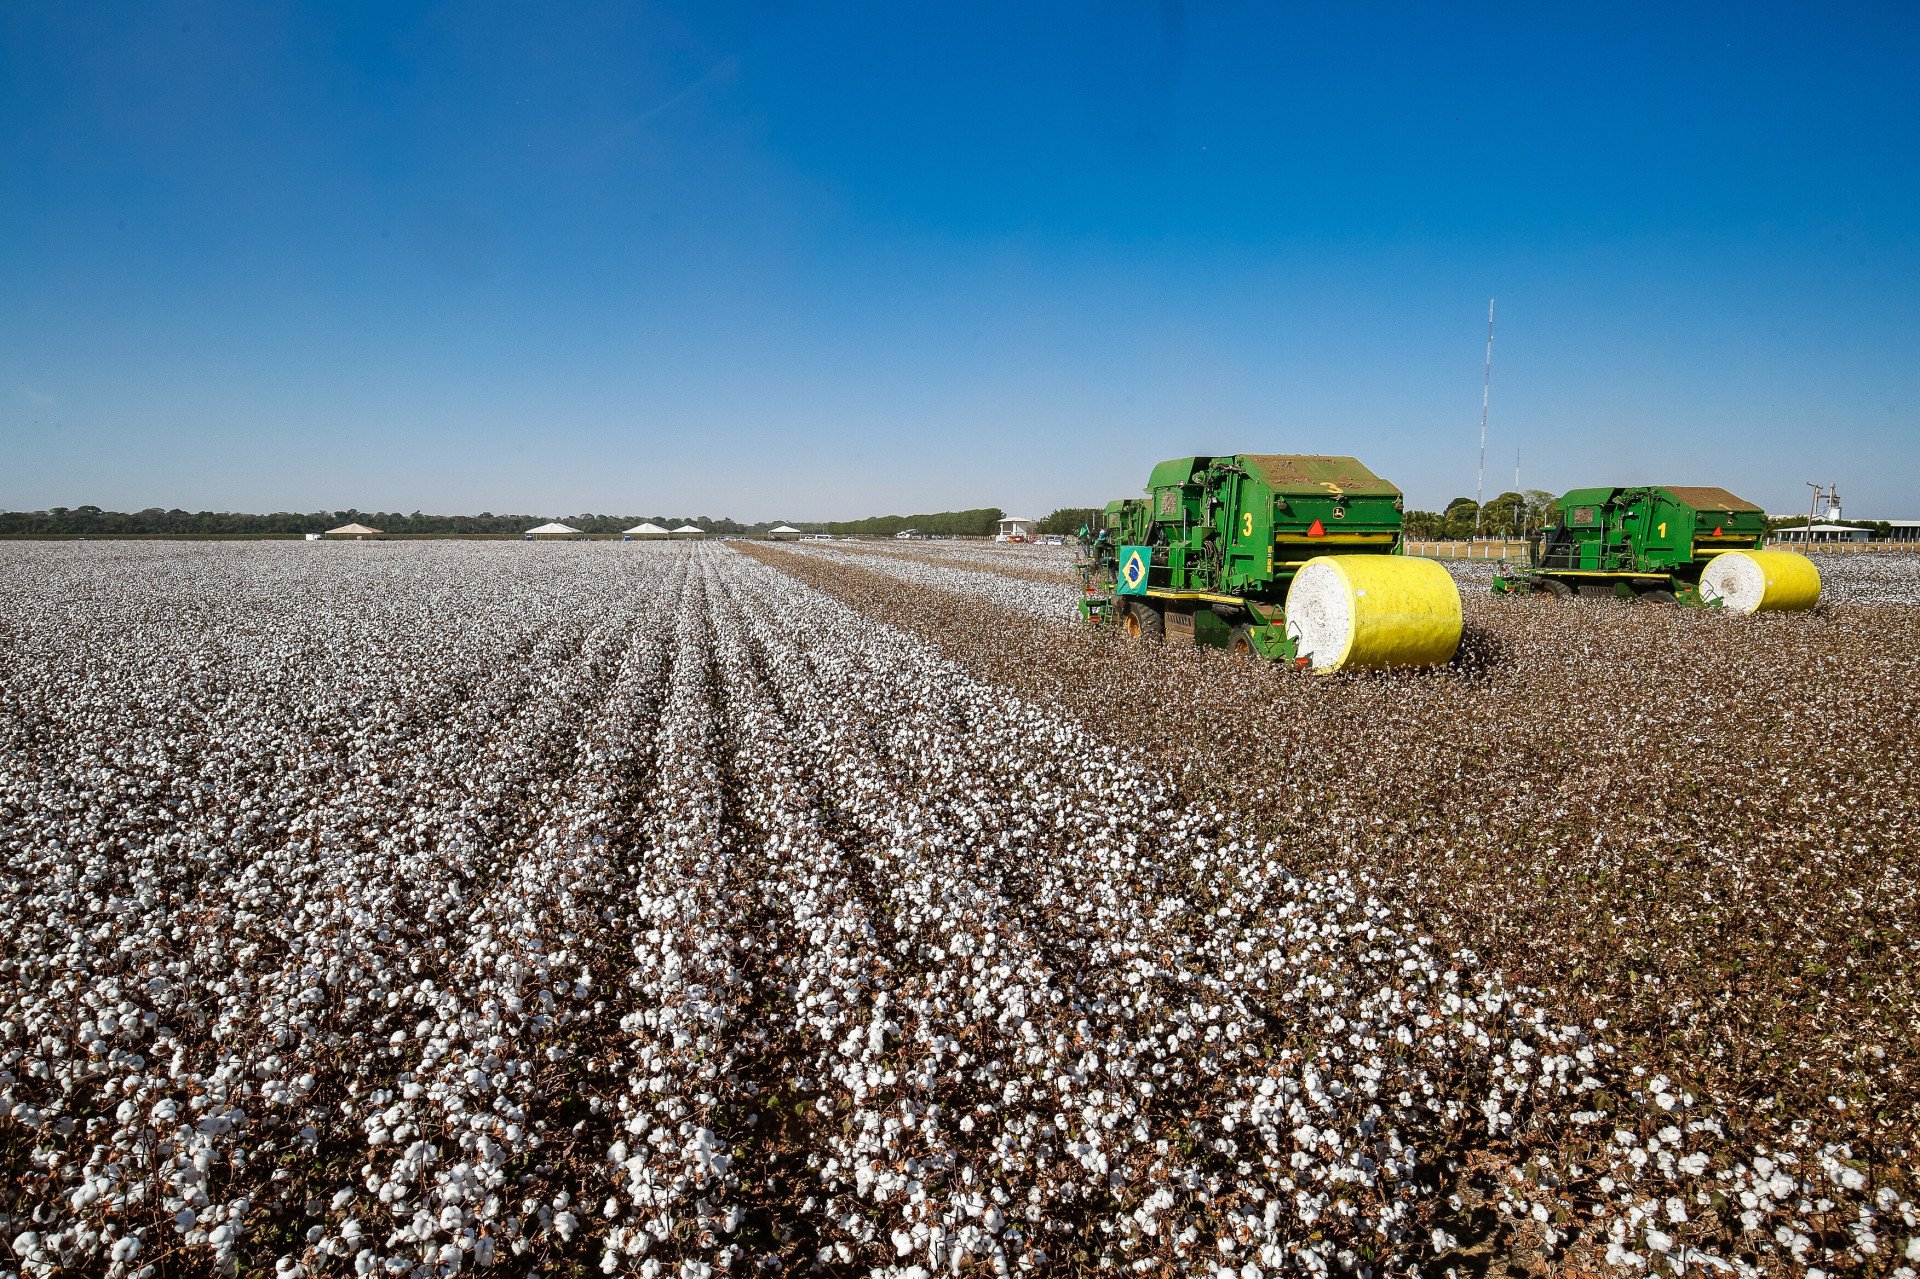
[175,1208,197,1232]
[554,1211,580,1242]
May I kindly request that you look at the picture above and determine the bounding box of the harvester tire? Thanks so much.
[1226,625,1256,657]
[1540,579,1574,600]
[1641,587,1677,605]
[1122,602,1164,644]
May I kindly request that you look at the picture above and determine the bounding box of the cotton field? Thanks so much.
[2,543,1916,1279]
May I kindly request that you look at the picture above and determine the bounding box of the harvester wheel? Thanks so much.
[1641,587,1677,605]
[1226,625,1256,657]
[1122,602,1164,644]
[1540,579,1574,600]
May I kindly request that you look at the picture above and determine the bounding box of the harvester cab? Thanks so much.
[1078,454,1463,672]
[1491,485,1820,612]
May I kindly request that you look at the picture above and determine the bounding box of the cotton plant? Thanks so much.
[0,539,1913,1279]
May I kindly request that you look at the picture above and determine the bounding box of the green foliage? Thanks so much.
[1411,490,1556,540]
[1441,497,1480,539]
[1402,510,1445,539]
[822,508,1001,537]
[0,508,808,536]
[1037,508,1102,536]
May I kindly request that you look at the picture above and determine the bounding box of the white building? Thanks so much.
[995,516,1036,542]
[1773,523,1869,544]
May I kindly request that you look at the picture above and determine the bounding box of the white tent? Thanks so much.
[670,524,704,536]
[526,522,580,537]
[324,522,382,537]
[625,522,670,538]
[766,524,801,540]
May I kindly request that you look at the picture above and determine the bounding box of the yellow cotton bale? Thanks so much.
[1284,555,1463,673]
[1699,549,1821,614]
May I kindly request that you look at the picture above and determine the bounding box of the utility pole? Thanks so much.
[1474,299,1496,539]
[1804,481,1840,545]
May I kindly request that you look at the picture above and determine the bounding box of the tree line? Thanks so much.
[821,508,1002,537]
[0,507,778,536]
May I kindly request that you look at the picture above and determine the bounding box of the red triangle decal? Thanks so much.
[1307,519,1326,537]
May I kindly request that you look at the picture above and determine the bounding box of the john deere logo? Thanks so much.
[1117,546,1150,595]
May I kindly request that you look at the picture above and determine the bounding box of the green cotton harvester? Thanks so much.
[1491,485,1821,612]
[1078,454,1463,672]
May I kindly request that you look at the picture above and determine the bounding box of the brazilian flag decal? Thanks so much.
[1116,545,1151,596]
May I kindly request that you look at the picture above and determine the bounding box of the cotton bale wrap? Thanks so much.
[1284,555,1462,673]
[1699,549,1821,614]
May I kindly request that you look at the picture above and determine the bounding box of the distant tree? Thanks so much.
[1401,510,1444,539]
[824,508,1001,537]
[1037,508,1102,536]
[1441,498,1479,539]
[1479,491,1528,538]
[1522,489,1557,534]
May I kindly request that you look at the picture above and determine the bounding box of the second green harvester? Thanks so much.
[1490,485,1821,612]
[1080,454,1463,672]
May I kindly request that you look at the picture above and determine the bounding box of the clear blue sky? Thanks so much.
[2,2,1916,520]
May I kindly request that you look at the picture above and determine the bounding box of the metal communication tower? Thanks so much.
[1474,299,1495,538]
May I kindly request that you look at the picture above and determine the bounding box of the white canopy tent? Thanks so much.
[324,522,382,538]
[625,522,670,538]
[766,524,801,540]
[670,525,705,536]
[526,522,581,537]
[995,516,1037,541]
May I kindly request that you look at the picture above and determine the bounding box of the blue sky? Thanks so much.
[2,2,1916,520]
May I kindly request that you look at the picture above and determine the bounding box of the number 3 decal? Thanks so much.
[1242,512,1254,537]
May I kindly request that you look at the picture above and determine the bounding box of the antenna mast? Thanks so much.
[1474,298,1496,538]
